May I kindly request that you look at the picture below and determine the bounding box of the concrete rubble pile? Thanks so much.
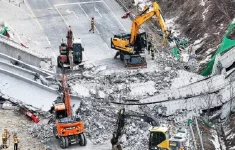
[28,123,54,144]
[77,98,154,149]
[71,65,178,101]
[77,98,118,144]
[121,121,151,149]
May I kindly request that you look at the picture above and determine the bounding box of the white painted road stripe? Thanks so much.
[54,1,103,7]
[52,52,56,59]
[25,0,44,30]
[102,0,126,32]
[46,37,51,45]
[105,43,111,51]
[94,7,102,17]
[72,11,79,19]
[54,5,69,26]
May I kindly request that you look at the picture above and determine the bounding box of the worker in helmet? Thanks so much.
[66,25,73,48]
[13,133,19,150]
[89,17,95,33]
[45,145,52,150]
[2,129,10,148]
[151,45,157,60]
[147,34,154,54]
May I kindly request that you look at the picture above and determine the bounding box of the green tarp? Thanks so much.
[172,47,180,60]
[1,26,8,35]
[201,22,235,76]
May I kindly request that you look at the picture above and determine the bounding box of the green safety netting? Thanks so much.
[201,22,235,76]
[170,38,188,60]
[203,120,214,128]
[172,47,180,60]
[1,26,8,35]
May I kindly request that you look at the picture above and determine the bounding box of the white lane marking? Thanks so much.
[54,1,102,7]
[52,52,56,59]
[25,0,43,30]
[72,11,79,19]
[54,5,69,26]
[2,0,42,30]
[105,43,111,51]
[66,9,79,19]
[102,0,126,32]
[78,4,100,35]
[94,7,102,17]
[46,37,51,45]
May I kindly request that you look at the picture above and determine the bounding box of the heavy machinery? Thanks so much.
[57,38,84,69]
[111,109,186,150]
[52,74,86,149]
[111,2,169,68]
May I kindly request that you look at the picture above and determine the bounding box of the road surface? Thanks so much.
[26,0,132,69]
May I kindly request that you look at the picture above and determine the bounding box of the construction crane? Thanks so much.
[111,109,186,150]
[111,2,169,68]
[51,74,86,149]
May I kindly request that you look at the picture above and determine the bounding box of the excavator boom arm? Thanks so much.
[152,2,169,45]
[111,109,159,146]
[130,11,155,44]
[62,75,72,117]
[129,2,169,45]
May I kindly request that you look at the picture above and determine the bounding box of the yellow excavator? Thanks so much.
[111,109,187,150]
[111,2,169,68]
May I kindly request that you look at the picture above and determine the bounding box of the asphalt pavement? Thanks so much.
[26,0,132,69]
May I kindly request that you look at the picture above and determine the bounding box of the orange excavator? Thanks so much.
[111,2,169,68]
[52,74,86,149]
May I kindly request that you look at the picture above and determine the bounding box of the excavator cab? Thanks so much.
[54,103,66,119]
[134,32,147,53]
[54,96,67,119]
[72,38,84,64]
[112,32,147,68]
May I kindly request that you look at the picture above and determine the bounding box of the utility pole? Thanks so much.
[229,75,235,114]
[188,119,197,150]
[195,117,204,150]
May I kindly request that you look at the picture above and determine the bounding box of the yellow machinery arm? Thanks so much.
[110,1,169,68]
[130,2,169,46]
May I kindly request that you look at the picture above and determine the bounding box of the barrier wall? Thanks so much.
[0,35,49,67]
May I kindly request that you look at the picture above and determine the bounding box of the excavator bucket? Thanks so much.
[124,55,147,69]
